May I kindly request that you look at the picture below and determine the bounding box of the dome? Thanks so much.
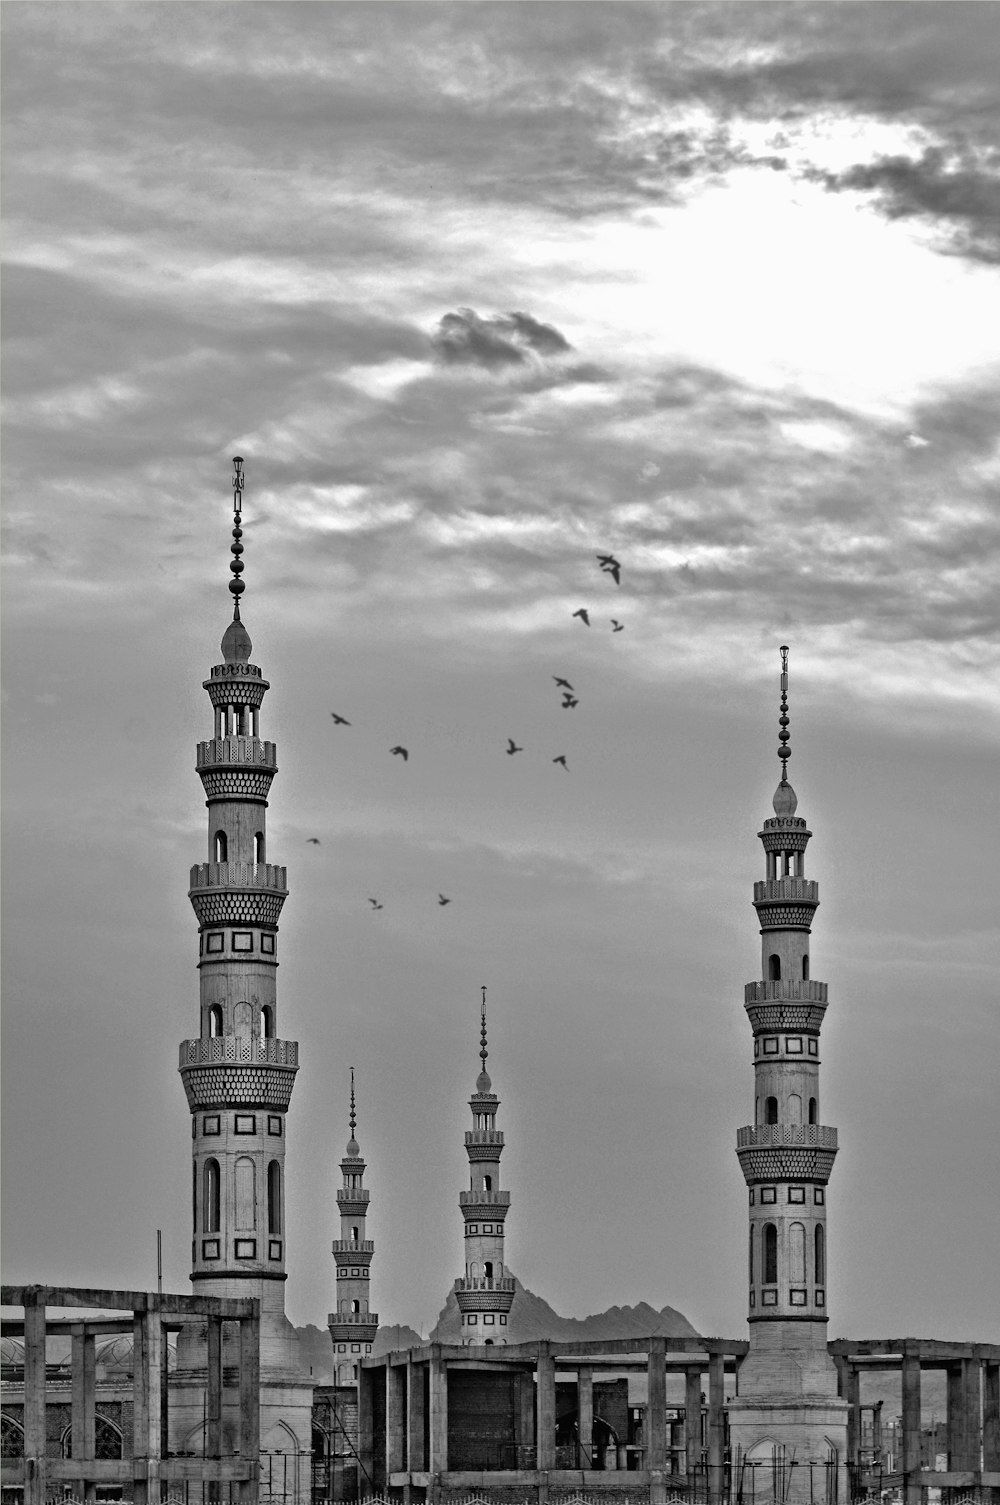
[346,1136,360,1157]
[772,780,798,816]
[476,1068,492,1094]
[221,615,252,665]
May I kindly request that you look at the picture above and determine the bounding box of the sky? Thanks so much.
[2,2,998,1347]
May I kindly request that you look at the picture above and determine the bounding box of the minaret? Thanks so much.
[455,988,514,1345]
[328,1070,379,1383]
[176,459,306,1384]
[727,648,848,1504]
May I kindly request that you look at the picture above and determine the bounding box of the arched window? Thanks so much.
[483,1174,492,1192]
[192,1163,198,1232]
[802,954,810,980]
[351,1301,360,1314]
[208,1005,223,1038]
[768,955,781,981]
[763,1224,778,1284]
[748,1227,755,1284]
[808,1097,817,1125]
[484,1261,493,1280]
[789,1222,806,1283]
[755,1096,761,1126]
[765,1096,778,1125]
[259,1006,274,1039]
[815,1225,825,1284]
[268,1160,282,1235]
[254,832,265,865]
[788,1093,802,1125]
[351,1225,359,1242]
[214,831,228,863]
[204,1159,221,1234]
[235,1157,256,1231]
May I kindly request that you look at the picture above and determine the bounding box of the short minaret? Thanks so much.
[727,648,848,1505]
[174,460,312,1485]
[328,1070,379,1383]
[455,988,515,1345]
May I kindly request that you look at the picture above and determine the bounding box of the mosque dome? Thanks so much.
[773,780,798,816]
[346,1136,360,1158]
[476,1068,492,1094]
[221,615,252,665]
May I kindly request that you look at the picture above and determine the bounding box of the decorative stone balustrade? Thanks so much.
[190,861,287,891]
[745,980,828,1003]
[196,737,277,768]
[456,1277,515,1293]
[465,1129,504,1145]
[332,1240,374,1254]
[179,1036,298,1068]
[189,861,288,927]
[753,878,819,903]
[737,1124,838,1149]
[336,1189,371,1211]
[459,1190,511,1214]
[327,1311,379,1328]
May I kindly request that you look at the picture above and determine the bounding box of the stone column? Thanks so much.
[983,1363,1000,1474]
[537,1344,556,1470]
[685,1368,703,1483]
[648,1337,668,1502]
[577,1367,594,1470]
[70,1326,96,1502]
[132,1300,163,1505]
[357,1363,377,1494]
[845,1365,861,1469]
[901,1353,922,1505]
[707,1353,725,1505]
[387,1362,407,1477]
[429,1348,448,1478]
[23,1295,47,1505]
[407,1357,426,1473]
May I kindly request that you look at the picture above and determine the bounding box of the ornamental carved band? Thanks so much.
[189,891,286,927]
[179,1062,298,1112]
[745,1004,828,1032]
[466,1142,507,1162]
[328,1320,379,1340]
[754,903,817,931]
[180,1036,298,1067]
[758,830,811,853]
[334,1249,373,1268]
[203,677,269,710]
[199,769,275,802]
[336,1196,371,1215]
[745,980,828,1003]
[455,1289,516,1313]
[736,1146,838,1183]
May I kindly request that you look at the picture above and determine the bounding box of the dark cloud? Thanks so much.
[432,309,573,370]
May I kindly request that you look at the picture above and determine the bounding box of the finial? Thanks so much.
[480,986,488,1071]
[349,1067,356,1136]
[778,644,790,783]
[229,455,246,617]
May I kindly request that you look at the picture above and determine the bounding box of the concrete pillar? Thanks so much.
[238,1307,260,1505]
[707,1352,725,1505]
[902,1353,922,1505]
[70,1326,96,1502]
[536,1343,556,1470]
[357,1364,377,1494]
[981,1362,999,1472]
[387,1363,407,1476]
[685,1367,703,1482]
[207,1316,223,1460]
[132,1303,163,1505]
[648,1336,668,1500]
[518,1368,536,1467]
[947,1358,981,1474]
[577,1366,594,1469]
[846,1365,861,1467]
[23,1294,47,1505]
[429,1348,448,1476]
[407,1357,426,1473]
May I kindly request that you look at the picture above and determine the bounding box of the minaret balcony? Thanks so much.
[466,1133,505,1163]
[456,1276,515,1294]
[332,1239,374,1254]
[189,861,288,928]
[744,980,828,1033]
[460,1190,510,1214]
[179,1035,298,1112]
[753,877,818,931]
[737,1124,837,1149]
[197,736,277,769]
[337,1189,370,1214]
[736,1124,838,1184]
[456,1281,515,1314]
[753,878,819,903]
[327,1312,379,1331]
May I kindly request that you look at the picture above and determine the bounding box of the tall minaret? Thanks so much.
[727,648,847,1504]
[455,988,514,1345]
[177,458,302,1369]
[328,1070,379,1383]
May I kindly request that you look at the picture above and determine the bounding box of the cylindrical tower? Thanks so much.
[728,648,847,1505]
[455,988,514,1345]
[178,458,298,1326]
[328,1070,379,1383]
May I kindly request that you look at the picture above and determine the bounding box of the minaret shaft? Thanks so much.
[329,1072,379,1382]
[456,989,514,1343]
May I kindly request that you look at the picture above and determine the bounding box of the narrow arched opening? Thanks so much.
[768,954,781,981]
[815,1224,826,1284]
[268,1159,282,1235]
[214,830,228,863]
[204,1158,221,1234]
[763,1223,778,1284]
[802,954,810,980]
[259,1005,274,1039]
[208,1004,224,1038]
[808,1097,817,1125]
[765,1096,778,1125]
[254,831,265,866]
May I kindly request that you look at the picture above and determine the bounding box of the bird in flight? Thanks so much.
[390,745,409,760]
[305,837,321,845]
[368,897,383,910]
[438,894,451,905]
[597,553,621,585]
[330,713,351,725]
[611,619,624,633]
[553,755,568,770]
[561,694,579,709]
[572,608,590,625]
[506,738,523,755]
[553,677,574,691]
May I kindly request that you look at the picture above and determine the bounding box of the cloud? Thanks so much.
[432,308,573,371]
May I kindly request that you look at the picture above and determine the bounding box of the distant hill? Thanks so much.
[298,1278,699,1380]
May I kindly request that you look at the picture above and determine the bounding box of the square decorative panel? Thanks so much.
[235,1238,256,1259]
[761,1187,777,1204]
[483,1314,495,1324]
[749,1190,755,1205]
[790,1289,807,1306]
[786,1037,803,1054]
[268,1116,282,1136]
[203,1115,221,1136]
[269,1240,282,1260]
[483,1224,493,1233]
[235,1115,256,1134]
[808,1040,818,1056]
[499,1316,507,1325]
[202,1239,220,1260]
[762,1289,777,1306]
[816,1289,826,1306]
[814,1188,825,1205]
[261,934,275,955]
[232,931,253,952]
[763,1037,779,1054]
[206,933,224,954]
[351,1343,360,1353]
[788,1186,805,1203]
[467,1315,478,1324]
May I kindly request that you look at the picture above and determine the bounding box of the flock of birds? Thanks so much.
[309,552,625,912]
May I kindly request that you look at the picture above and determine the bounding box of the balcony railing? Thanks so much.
[332,1240,374,1254]
[465,1130,504,1145]
[189,861,287,892]
[327,1311,379,1327]
[745,980,828,1003]
[196,737,276,768]
[336,1188,370,1205]
[179,1036,298,1068]
[737,1124,838,1149]
[459,1190,511,1208]
[456,1277,515,1293]
[754,878,819,903]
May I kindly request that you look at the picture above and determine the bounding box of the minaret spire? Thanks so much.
[456,988,514,1344]
[329,1071,379,1383]
[229,455,246,618]
[349,1066,357,1138]
[778,644,790,784]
